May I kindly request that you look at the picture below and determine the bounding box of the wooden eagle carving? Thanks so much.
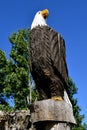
[29,9,71,104]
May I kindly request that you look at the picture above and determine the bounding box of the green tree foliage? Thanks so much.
[0,29,30,110]
[0,50,11,111]
[9,29,30,110]
[0,50,7,100]
[68,78,87,130]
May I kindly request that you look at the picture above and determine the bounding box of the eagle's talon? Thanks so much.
[51,96,63,101]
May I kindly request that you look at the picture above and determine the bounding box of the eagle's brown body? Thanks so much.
[29,26,69,100]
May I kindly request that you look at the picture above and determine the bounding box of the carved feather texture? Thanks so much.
[29,26,69,100]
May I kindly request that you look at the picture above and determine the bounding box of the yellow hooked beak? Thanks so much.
[41,9,49,19]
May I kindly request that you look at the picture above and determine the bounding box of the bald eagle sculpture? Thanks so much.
[30,9,71,104]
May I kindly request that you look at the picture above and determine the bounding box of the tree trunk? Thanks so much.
[30,99,76,130]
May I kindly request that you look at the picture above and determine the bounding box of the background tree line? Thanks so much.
[0,29,87,130]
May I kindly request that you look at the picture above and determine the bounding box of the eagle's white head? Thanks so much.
[31,9,49,29]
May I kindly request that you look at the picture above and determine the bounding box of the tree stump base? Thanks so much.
[30,99,76,130]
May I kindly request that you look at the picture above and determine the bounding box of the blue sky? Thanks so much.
[0,0,87,123]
